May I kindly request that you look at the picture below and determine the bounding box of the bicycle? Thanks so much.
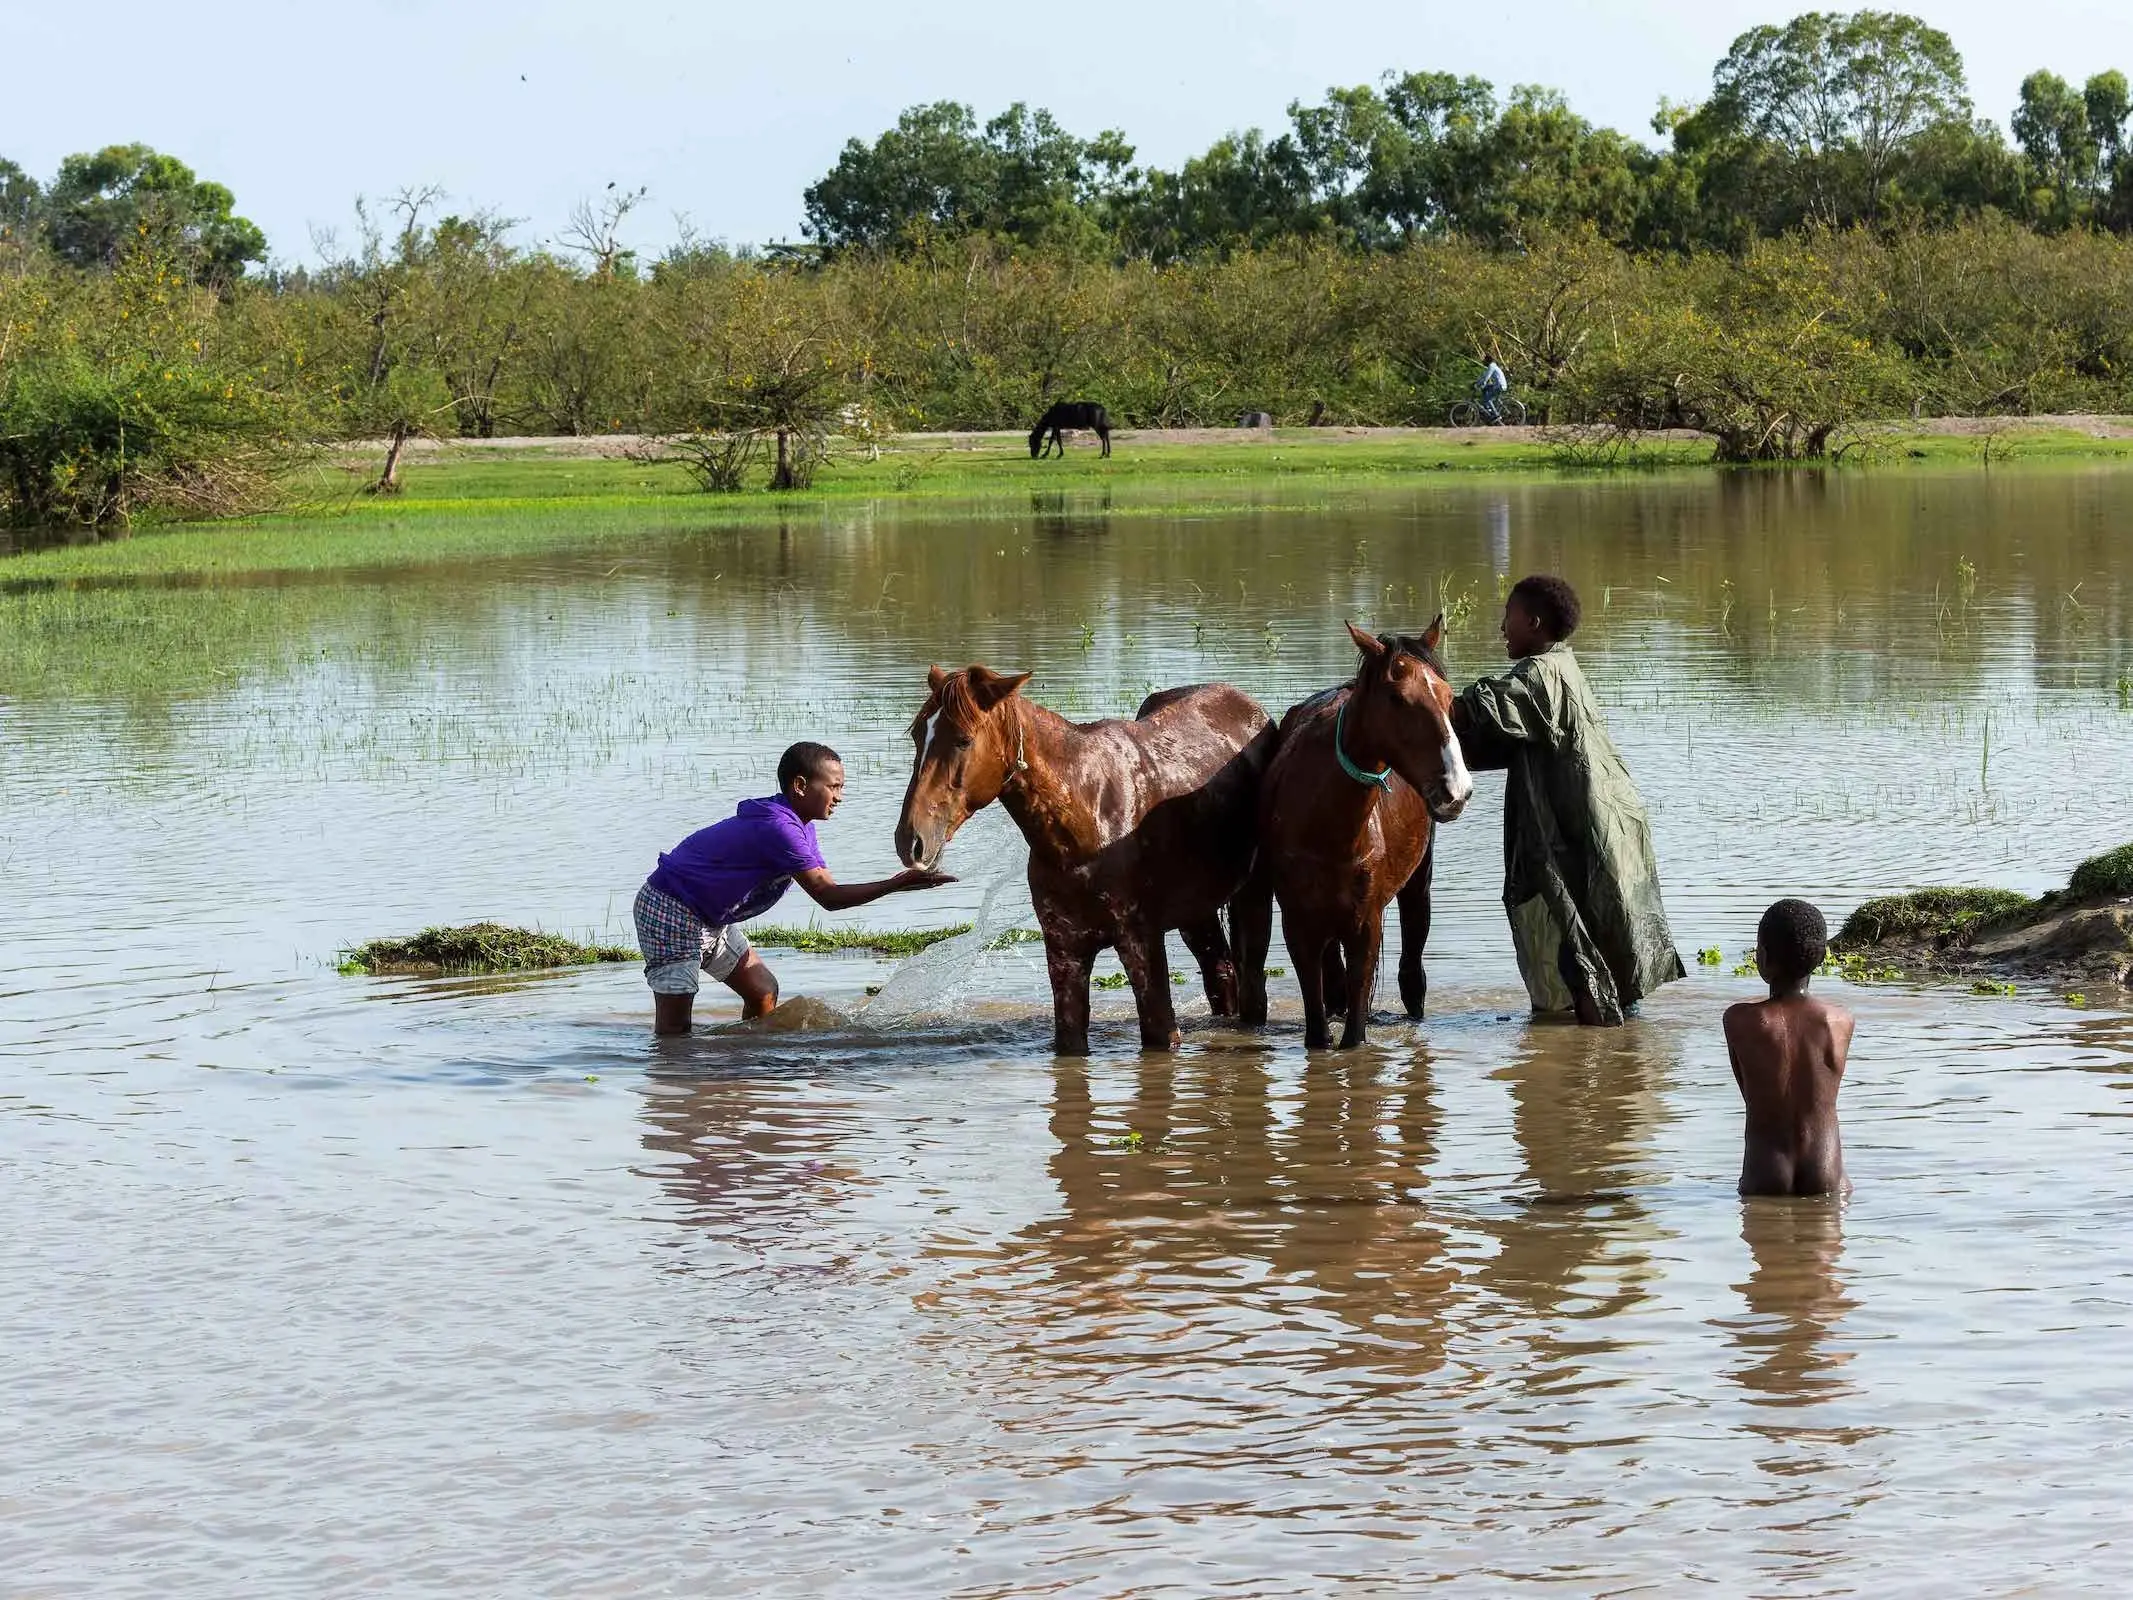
[1447,395,1528,427]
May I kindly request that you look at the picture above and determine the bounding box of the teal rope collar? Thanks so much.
[1334,700,1393,791]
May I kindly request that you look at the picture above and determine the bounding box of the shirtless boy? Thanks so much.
[1723,898,1856,1196]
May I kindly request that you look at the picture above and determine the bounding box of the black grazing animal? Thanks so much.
[1030,401,1112,459]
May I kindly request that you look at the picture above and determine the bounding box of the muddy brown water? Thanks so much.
[10,468,2133,1594]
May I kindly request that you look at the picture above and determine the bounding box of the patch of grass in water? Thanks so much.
[745,922,1044,956]
[1833,887,2034,949]
[2068,843,2133,899]
[341,922,636,975]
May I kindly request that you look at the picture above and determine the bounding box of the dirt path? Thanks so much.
[373,414,2133,461]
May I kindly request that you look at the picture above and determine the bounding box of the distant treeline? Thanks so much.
[801,12,2133,256]
[9,11,2133,526]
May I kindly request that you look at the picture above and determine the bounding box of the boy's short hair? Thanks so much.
[1509,575,1581,641]
[1758,898,1828,984]
[777,741,842,793]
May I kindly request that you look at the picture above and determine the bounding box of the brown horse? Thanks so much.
[896,666,1276,1055]
[1260,619,1474,1049]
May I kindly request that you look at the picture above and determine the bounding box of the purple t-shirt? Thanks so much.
[646,796,826,926]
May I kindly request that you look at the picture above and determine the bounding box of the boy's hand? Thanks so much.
[893,867,957,890]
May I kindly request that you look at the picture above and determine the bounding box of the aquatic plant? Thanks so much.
[1817,951,1907,983]
[340,922,636,975]
[2068,843,2133,899]
[1833,888,2033,949]
[747,922,1043,956]
[1696,946,1724,966]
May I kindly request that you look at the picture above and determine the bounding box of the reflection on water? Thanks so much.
[1728,1198,1859,1408]
[11,468,2133,1591]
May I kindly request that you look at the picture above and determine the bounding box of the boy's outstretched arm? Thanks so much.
[794,865,955,913]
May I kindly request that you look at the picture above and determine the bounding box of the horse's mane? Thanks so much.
[912,671,987,736]
[1383,631,1449,678]
[1349,631,1449,692]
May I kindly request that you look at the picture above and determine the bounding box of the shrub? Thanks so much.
[0,245,303,528]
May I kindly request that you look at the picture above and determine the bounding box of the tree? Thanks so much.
[559,184,648,279]
[1365,72,1499,239]
[0,158,40,252]
[2014,71,2097,223]
[1708,11,1971,225]
[801,101,1133,253]
[1122,129,1311,258]
[2087,71,2131,169]
[656,268,853,490]
[0,239,303,527]
[41,144,267,281]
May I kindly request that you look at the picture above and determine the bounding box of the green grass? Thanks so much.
[20,423,2132,585]
[746,922,1045,956]
[2068,842,2133,899]
[746,923,968,956]
[1832,887,2035,950]
[340,922,636,975]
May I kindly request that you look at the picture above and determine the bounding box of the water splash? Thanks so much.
[861,811,1039,1024]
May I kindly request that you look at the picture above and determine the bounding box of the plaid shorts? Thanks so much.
[633,881,751,995]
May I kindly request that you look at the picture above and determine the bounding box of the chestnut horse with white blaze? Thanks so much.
[1260,619,1474,1049]
[895,666,1276,1055]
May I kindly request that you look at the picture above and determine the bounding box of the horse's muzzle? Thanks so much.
[1427,785,1471,825]
[896,817,945,871]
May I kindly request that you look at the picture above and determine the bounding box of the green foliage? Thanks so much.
[340,922,636,975]
[0,158,39,249]
[38,144,266,282]
[0,245,304,528]
[2067,843,2133,899]
[1833,887,2034,949]
[1568,234,1907,459]
[1705,11,1971,227]
[746,923,969,955]
[803,101,1136,253]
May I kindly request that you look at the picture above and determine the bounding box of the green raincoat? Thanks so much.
[1453,643,1684,1022]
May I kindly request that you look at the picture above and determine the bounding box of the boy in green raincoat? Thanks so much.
[1452,575,1684,1025]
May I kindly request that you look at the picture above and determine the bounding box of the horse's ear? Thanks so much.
[1422,612,1446,652]
[927,664,950,694]
[972,667,1032,710]
[1345,620,1387,660]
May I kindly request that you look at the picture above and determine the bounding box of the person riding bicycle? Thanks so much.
[1476,357,1510,424]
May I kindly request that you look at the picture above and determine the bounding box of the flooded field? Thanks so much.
[9,467,2133,1594]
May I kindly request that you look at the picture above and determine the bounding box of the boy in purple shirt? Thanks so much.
[634,741,954,1033]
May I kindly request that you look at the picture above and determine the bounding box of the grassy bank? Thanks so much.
[10,423,2133,585]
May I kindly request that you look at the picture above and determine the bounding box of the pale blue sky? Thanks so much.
[8,0,2132,262]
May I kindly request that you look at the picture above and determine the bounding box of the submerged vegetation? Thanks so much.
[747,923,970,956]
[336,919,1036,973]
[340,922,636,975]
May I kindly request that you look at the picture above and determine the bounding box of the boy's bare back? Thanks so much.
[1724,992,1855,1196]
